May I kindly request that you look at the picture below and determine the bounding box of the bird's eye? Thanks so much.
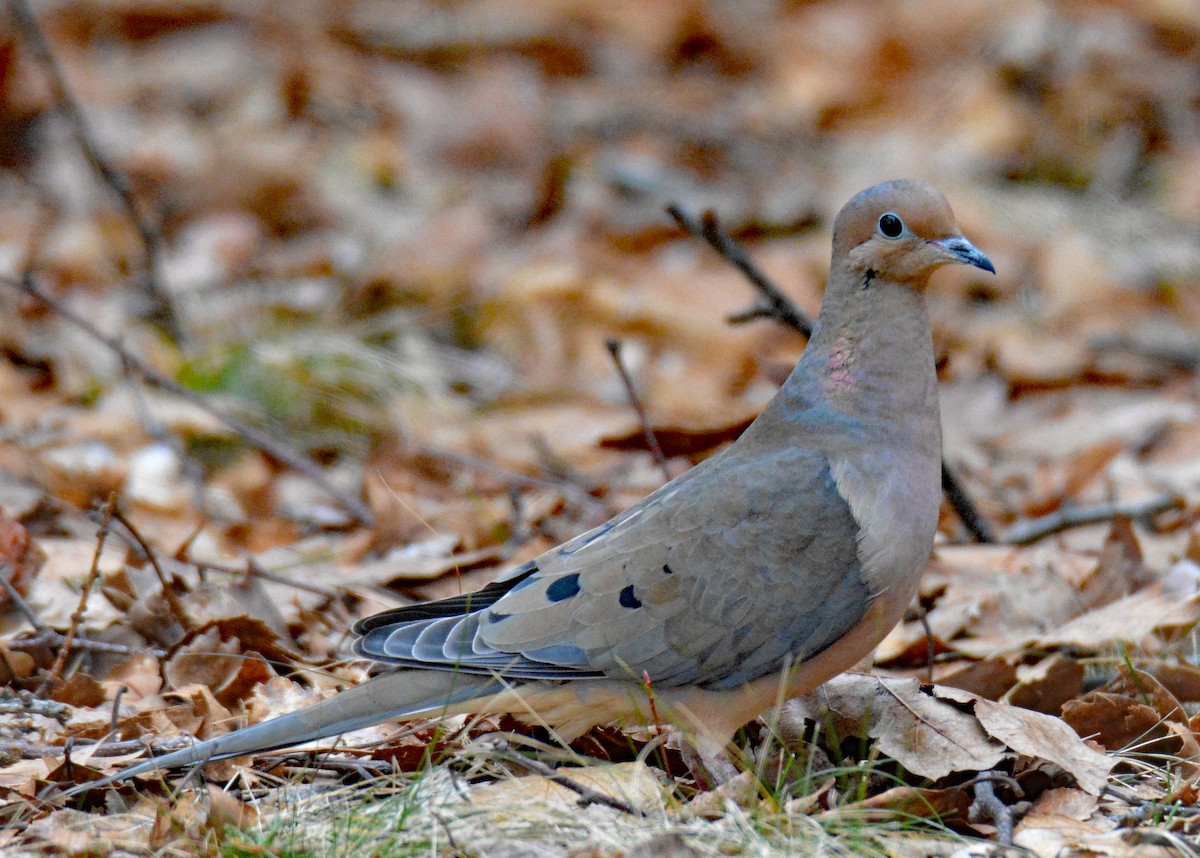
[878,213,904,239]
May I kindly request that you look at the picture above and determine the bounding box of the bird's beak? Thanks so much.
[930,236,995,274]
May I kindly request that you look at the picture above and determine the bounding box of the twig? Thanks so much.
[6,0,183,343]
[413,443,604,509]
[494,749,646,817]
[0,574,168,659]
[941,464,997,544]
[8,735,198,762]
[109,505,191,632]
[667,204,813,336]
[0,274,374,526]
[241,559,341,599]
[968,771,1015,844]
[38,496,116,694]
[110,685,126,735]
[640,671,672,782]
[0,564,50,633]
[605,339,671,482]
[6,632,166,659]
[0,691,70,721]
[916,604,935,685]
[667,202,996,543]
[1000,495,1183,545]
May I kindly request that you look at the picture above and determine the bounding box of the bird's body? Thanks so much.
[66,180,993,793]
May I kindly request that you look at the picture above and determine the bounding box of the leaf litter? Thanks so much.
[0,0,1199,855]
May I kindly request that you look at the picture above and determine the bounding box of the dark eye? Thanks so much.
[878,213,904,239]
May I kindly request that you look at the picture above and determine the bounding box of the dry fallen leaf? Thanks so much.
[788,676,1006,781]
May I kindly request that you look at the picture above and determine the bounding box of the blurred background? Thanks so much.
[0,0,1197,562]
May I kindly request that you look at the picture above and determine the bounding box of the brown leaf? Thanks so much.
[1005,654,1085,714]
[788,676,1006,781]
[203,783,258,831]
[1074,516,1155,612]
[1148,661,1200,703]
[1061,692,1169,753]
[1106,665,1188,725]
[164,625,276,708]
[0,511,44,611]
[827,784,972,823]
[47,673,106,708]
[599,416,754,459]
[970,696,1113,795]
[934,657,1018,700]
[1037,583,1200,651]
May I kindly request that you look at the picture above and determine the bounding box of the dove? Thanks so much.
[64,180,993,793]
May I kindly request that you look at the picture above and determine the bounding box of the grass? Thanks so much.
[212,735,973,858]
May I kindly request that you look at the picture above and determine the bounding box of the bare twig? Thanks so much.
[916,604,936,685]
[7,0,183,343]
[109,505,191,632]
[494,748,647,817]
[667,204,813,336]
[2,566,166,662]
[39,496,117,694]
[413,443,604,509]
[110,685,126,735]
[6,632,166,659]
[0,274,374,526]
[941,464,997,544]
[605,339,672,482]
[241,559,341,599]
[0,691,70,721]
[0,565,51,632]
[968,771,1015,844]
[667,202,996,543]
[1000,495,1182,545]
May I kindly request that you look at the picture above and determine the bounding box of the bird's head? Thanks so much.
[832,180,994,287]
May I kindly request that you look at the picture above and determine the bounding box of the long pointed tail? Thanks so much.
[64,670,499,795]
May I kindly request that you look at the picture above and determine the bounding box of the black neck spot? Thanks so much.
[863,268,877,289]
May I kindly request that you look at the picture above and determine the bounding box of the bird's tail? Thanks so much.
[63,670,500,795]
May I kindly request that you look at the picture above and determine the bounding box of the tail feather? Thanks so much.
[64,671,499,795]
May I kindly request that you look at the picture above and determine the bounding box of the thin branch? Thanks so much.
[6,632,166,659]
[968,771,1016,845]
[605,339,672,482]
[0,691,70,721]
[0,564,51,633]
[1000,495,1183,545]
[1,563,166,657]
[109,505,191,632]
[494,749,647,817]
[667,202,996,543]
[39,496,117,694]
[7,0,183,343]
[667,204,813,337]
[941,463,997,543]
[0,274,374,526]
[413,443,604,509]
[916,603,936,685]
[110,685,126,735]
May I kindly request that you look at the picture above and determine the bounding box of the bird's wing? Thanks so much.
[355,444,871,690]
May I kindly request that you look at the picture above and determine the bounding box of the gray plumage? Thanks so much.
[65,180,992,794]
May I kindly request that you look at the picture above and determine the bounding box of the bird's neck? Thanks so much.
[764,265,942,454]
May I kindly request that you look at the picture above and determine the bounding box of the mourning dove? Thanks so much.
[66,180,993,793]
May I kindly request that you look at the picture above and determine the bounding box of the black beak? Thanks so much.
[932,236,995,274]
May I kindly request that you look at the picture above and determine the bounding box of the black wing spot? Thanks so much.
[619,585,642,609]
[546,574,581,602]
[488,610,511,622]
[662,564,674,575]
